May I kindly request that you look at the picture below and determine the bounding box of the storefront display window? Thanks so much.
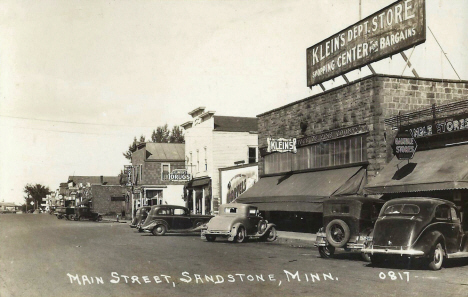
[264,134,367,175]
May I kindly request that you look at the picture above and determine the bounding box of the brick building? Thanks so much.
[129,142,186,215]
[237,74,468,232]
[181,107,258,214]
[67,176,125,216]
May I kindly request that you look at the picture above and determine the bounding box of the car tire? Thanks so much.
[361,253,372,262]
[96,215,102,222]
[325,219,351,248]
[263,226,277,242]
[428,242,444,270]
[235,227,246,243]
[152,224,167,236]
[205,235,216,242]
[318,245,335,258]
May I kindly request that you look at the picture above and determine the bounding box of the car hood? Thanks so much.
[206,215,236,231]
[373,216,423,247]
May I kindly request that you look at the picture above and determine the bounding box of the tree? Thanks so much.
[123,137,138,161]
[123,124,184,161]
[151,124,170,143]
[24,183,51,210]
[169,125,185,143]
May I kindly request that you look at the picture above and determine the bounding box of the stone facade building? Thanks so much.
[237,74,468,232]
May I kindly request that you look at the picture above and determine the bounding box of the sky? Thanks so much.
[0,0,467,205]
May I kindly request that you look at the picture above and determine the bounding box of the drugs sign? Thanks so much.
[392,131,417,160]
[307,0,426,87]
[168,169,191,181]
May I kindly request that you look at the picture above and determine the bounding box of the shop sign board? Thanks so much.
[307,0,426,87]
[404,113,468,138]
[165,169,191,181]
[267,137,297,153]
[392,130,417,160]
[124,165,133,186]
[220,165,258,204]
[297,124,369,147]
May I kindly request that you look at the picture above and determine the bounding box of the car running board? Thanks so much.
[447,252,468,259]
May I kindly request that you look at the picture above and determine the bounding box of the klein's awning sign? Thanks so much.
[307,0,426,87]
[392,131,417,160]
[267,137,297,153]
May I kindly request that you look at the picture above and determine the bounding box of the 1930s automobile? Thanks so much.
[315,196,385,261]
[130,206,151,231]
[140,205,212,236]
[201,203,277,243]
[362,198,468,270]
[73,206,102,221]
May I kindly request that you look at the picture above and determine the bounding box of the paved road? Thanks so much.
[1,214,468,297]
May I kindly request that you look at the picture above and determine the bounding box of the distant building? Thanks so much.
[66,176,125,216]
[181,107,258,214]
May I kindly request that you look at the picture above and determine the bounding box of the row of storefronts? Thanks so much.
[237,75,468,232]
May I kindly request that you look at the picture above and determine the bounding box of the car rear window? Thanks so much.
[224,207,238,214]
[330,203,350,214]
[384,204,420,215]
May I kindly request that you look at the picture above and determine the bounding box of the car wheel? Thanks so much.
[361,253,372,262]
[152,225,167,236]
[325,219,351,248]
[67,214,75,221]
[264,226,277,242]
[318,245,335,258]
[205,235,216,242]
[428,242,444,270]
[96,215,102,222]
[235,227,246,243]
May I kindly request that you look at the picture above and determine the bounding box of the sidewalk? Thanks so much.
[101,217,318,246]
[276,231,317,247]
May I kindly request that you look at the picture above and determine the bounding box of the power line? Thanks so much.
[0,114,157,128]
[0,124,133,137]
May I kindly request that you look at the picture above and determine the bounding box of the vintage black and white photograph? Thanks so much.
[1,0,467,296]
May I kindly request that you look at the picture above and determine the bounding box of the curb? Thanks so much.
[275,233,317,248]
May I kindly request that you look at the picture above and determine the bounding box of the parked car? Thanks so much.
[140,205,212,236]
[130,206,151,231]
[315,196,385,261]
[201,203,277,243]
[362,198,468,270]
[72,207,102,221]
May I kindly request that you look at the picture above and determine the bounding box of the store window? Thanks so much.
[161,163,170,180]
[264,134,367,175]
[204,147,207,171]
[248,147,257,164]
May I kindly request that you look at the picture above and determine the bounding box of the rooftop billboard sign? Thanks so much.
[307,0,426,87]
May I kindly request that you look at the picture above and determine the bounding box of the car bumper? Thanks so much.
[361,246,424,256]
[201,230,235,240]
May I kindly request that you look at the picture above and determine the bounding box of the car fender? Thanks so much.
[228,222,243,241]
[258,223,276,236]
[412,230,446,255]
[144,219,169,231]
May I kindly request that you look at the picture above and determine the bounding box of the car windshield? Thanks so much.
[383,204,420,215]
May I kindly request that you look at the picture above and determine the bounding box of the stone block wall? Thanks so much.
[142,161,186,186]
[257,75,468,181]
[92,185,126,215]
